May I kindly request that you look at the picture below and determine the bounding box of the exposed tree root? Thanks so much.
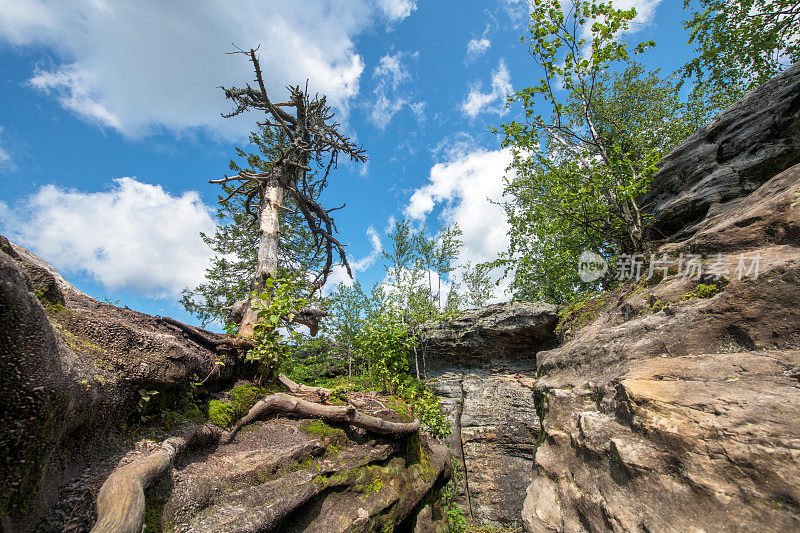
[90,390,419,532]
[279,373,332,399]
[224,392,420,443]
[159,309,327,351]
[90,425,222,533]
[158,316,254,350]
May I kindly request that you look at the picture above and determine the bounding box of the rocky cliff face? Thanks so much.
[417,63,800,532]
[523,64,800,532]
[641,61,800,241]
[419,302,558,528]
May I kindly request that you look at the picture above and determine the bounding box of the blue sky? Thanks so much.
[0,0,693,326]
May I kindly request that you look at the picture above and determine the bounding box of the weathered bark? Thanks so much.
[158,315,255,350]
[239,181,284,337]
[278,373,332,398]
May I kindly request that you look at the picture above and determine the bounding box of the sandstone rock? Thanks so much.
[419,301,558,374]
[422,302,557,528]
[523,165,800,532]
[641,61,800,241]
[0,240,237,530]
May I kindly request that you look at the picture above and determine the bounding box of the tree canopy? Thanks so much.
[494,0,691,302]
[681,0,800,118]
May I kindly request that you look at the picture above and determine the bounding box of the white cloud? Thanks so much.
[322,225,383,293]
[405,147,512,282]
[351,226,383,272]
[611,0,661,28]
[1,178,216,296]
[502,0,661,35]
[380,266,453,307]
[466,37,491,60]
[0,126,10,163]
[384,215,397,235]
[377,0,417,21]
[369,51,424,129]
[322,264,355,292]
[461,59,512,118]
[0,0,414,139]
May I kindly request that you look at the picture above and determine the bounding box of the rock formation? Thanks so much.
[523,63,800,532]
[641,61,800,241]
[419,302,559,527]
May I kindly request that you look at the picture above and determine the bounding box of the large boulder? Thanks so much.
[641,61,800,240]
[0,239,237,531]
[522,168,800,530]
[420,301,558,528]
[419,301,558,373]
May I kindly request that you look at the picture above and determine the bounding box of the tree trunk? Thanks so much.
[239,179,283,337]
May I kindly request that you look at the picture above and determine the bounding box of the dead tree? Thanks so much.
[211,46,367,336]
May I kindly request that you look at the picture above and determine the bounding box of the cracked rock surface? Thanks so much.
[421,302,558,528]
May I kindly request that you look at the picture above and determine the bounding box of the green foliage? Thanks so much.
[359,313,415,392]
[461,261,493,308]
[396,379,451,439]
[137,388,160,423]
[381,219,464,322]
[248,277,308,383]
[495,1,691,303]
[438,458,468,532]
[681,0,800,122]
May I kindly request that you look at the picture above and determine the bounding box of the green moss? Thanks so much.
[34,288,66,314]
[207,399,234,427]
[290,458,317,472]
[59,327,103,355]
[229,383,269,419]
[680,281,727,301]
[203,383,270,429]
[299,419,344,440]
[555,292,609,339]
[142,476,172,532]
